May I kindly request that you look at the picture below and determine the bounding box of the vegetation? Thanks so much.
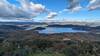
[0,28,100,56]
[0,37,100,56]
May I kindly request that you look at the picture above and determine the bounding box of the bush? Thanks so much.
[63,46,79,56]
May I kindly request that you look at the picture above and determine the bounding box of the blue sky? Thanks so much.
[32,0,100,21]
[0,0,100,22]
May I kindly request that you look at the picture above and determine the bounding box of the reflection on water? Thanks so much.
[37,27,86,34]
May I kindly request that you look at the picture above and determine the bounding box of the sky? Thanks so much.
[0,0,100,22]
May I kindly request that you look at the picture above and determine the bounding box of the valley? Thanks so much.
[0,22,100,56]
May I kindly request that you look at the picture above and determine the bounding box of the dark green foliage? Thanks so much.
[32,39,53,50]
[63,46,79,56]
[0,39,100,56]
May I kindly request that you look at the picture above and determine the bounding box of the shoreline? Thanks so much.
[4,30,100,42]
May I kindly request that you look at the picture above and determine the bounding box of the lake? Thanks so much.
[36,27,86,34]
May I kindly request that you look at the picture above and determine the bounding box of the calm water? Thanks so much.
[37,27,86,34]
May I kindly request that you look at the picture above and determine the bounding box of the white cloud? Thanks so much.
[18,0,46,13]
[0,0,46,20]
[66,0,82,12]
[89,0,96,4]
[70,5,82,12]
[0,0,99,21]
[46,12,57,19]
[88,0,100,10]
[58,9,69,13]
[30,2,45,13]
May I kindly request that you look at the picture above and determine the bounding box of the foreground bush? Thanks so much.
[0,39,100,56]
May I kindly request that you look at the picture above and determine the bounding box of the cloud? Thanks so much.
[30,2,46,13]
[58,9,69,13]
[70,5,82,12]
[89,0,96,4]
[18,0,46,13]
[0,0,46,20]
[88,0,100,10]
[66,0,82,12]
[46,12,57,19]
[0,0,99,21]
[64,0,100,12]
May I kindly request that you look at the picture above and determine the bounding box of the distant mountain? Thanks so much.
[46,21,100,27]
[0,21,46,25]
[0,24,26,37]
[0,25,25,31]
[47,24,100,31]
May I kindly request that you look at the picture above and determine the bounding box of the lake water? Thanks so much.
[37,27,86,34]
